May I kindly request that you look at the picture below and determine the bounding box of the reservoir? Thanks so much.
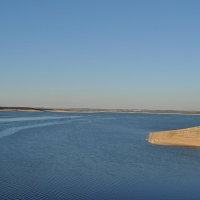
[0,111,200,199]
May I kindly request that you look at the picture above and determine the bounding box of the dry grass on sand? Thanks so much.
[148,126,200,147]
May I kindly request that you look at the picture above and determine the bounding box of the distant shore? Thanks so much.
[1,107,200,115]
[148,126,200,147]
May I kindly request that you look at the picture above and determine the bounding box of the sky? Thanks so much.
[1,0,200,110]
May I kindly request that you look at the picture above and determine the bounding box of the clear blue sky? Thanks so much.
[1,0,200,110]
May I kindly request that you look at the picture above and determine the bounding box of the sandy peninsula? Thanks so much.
[148,126,200,147]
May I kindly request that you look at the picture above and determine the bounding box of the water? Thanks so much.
[0,111,200,199]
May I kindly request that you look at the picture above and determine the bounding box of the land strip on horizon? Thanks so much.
[1,107,200,115]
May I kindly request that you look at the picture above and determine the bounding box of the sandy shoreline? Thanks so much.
[148,126,200,147]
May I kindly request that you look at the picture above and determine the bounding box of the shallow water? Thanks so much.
[0,111,200,199]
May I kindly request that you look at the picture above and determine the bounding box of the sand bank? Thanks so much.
[148,126,200,147]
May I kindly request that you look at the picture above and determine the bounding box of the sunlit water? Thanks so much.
[0,111,200,199]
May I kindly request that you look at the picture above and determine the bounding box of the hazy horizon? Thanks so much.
[1,1,200,110]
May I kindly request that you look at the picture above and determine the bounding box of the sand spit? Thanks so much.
[148,126,200,147]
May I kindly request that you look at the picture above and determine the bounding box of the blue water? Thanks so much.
[0,111,200,199]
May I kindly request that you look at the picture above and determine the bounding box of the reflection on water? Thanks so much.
[0,111,200,199]
[0,121,66,138]
[0,115,81,123]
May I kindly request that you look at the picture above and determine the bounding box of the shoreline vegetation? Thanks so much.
[148,127,200,147]
[0,106,200,115]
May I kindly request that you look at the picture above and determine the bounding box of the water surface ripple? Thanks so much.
[0,112,200,199]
